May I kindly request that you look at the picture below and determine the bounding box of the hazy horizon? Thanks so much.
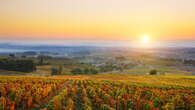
[0,39,195,48]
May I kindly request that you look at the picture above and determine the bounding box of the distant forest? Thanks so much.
[0,58,36,72]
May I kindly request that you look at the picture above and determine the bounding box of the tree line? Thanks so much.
[71,67,98,75]
[183,59,195,66]
[0,58,36,72]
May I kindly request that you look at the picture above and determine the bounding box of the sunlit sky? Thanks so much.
[0,0,195,46]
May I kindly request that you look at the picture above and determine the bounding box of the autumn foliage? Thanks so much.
[0,75,194,110]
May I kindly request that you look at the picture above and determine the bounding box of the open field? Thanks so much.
[0,75,194,110]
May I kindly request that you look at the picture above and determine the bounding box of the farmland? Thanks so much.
[0,75,194,110]
[1,0,195,110]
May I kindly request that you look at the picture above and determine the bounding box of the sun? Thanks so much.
[142,35,149,43]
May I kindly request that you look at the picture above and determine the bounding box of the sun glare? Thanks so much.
[142,35,149,43]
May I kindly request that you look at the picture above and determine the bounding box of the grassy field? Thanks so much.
[122,55,192,75]
[0,74,194,110]
[123,64,191,75]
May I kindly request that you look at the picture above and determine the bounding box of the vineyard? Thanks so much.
[0,75,194,110]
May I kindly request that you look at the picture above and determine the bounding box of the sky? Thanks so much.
[0,0,195,46]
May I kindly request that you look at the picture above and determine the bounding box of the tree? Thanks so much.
[9,54,15,58]
[37,55,52,65]
[84,68,89,74]
[149,69,157,75]
[0,58,36,72]
[90,68,98,74]
[51,65,64,75]
[71,68,83,75]
[70,67,98,75]
[51,68,58,75]
[58,65,63,74]
[38,57,44,65]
